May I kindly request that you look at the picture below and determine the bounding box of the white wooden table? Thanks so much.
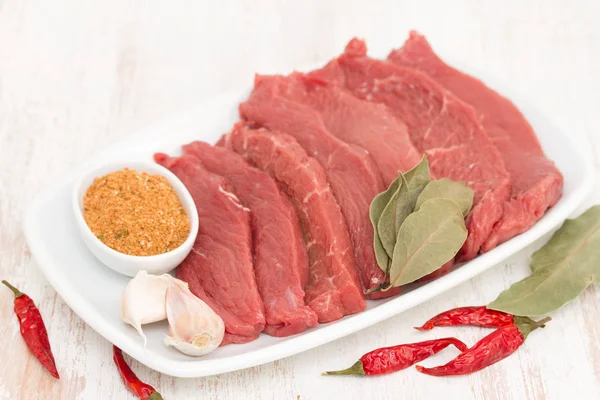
[1,1,599,399]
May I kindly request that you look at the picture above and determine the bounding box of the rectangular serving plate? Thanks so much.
[23,60,594,378]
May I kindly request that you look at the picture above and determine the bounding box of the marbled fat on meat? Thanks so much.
[249,73,422,185]
[154,152,265,344]
[388,32,563,251]
[239,77,391,295]
[309,39,511,261]
[182,142,318,337]
[220,124,366,323]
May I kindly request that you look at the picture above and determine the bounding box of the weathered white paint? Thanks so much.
[1,1,599,399]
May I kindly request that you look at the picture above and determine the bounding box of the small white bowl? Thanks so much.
[72,160,199,277]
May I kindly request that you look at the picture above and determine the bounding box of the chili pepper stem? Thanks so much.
[537,316,552,326]
[2,280,23,298]
[322,361,366,376]
[148,392,164,400]
[516,316,552,339]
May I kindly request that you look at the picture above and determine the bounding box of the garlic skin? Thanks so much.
[121,270,169,346]
[163,276,225,356]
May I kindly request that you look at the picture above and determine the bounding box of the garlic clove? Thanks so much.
[163,276,225,356]
[121,270,170,346]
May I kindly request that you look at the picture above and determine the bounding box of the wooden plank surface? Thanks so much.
[1,1,599,398]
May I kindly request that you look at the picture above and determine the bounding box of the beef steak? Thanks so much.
[154,152,265,344]
[220,124,366,322]
[388,32,563,251]
[182,141,318,337]
[251,73,422,185]
[240,75,391,294]
[310,39,511,260]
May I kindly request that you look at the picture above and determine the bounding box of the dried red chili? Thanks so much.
[416,316,551,376]
[2,280,59,379]
[113,346,163,400]
[322,337,468,376]
[415,306,517,330]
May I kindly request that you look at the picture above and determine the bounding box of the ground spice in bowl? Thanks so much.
[83,168,191,256]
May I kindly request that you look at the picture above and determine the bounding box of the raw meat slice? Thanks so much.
[388,32,563,251]
[251,73,422,185]
[240,75,390,294]
[182,141,318,337]
[220,123,366,322]
[154,152,265,344]
[309,39,511,261]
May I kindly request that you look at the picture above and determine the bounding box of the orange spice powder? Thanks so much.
[83,168,191,256]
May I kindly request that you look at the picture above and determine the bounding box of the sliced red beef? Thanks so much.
[220,123,366,322]
[181,142,318,337]
[154,153,265,344]
[240,75,390,294]
[388,32,563,251]
[251,73,421,185]
[309,39,511,261]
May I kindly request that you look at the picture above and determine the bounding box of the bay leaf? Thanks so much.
[488,205,600,316]
[388,198,467,287]
[378,157,430,258]
[373,236,390,272]
[394,173,411,237]
[370,176,399,270]
[378,184,401,258]
[403,155,430,206]
[415,178,474,217]
[370,177,399,225]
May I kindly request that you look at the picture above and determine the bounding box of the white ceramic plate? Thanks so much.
[24,59,594,378]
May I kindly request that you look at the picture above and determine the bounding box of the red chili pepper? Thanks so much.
[2,280,59,379]
[113,346,163,400]
[415,306,515,330]
[322,337,468,376]
[416,316,551,376]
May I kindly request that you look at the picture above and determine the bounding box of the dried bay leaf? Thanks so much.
[387,198,467,287]
[378,189,399,259]
[373,233,390,272]
[370,176,399,270]
[370,177,399,224]
[403,155,430,206]
[378,175,409,258]
[415,178,474,217]
[394,173,411,239]
[377,157,431,259]
[488,205,600,316]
